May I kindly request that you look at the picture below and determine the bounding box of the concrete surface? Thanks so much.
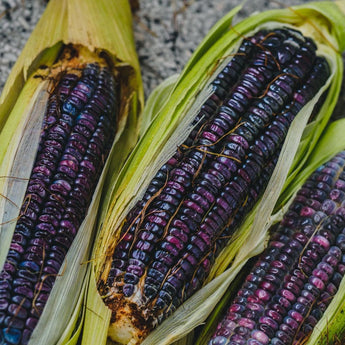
[1,0,344,118]
[0,0,319,97]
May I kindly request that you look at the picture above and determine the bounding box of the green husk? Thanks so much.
[85,2,345,345]
[0,0,143,344]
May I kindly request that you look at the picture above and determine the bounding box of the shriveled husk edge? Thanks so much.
[85,2,345,345]
[0,0,144,344]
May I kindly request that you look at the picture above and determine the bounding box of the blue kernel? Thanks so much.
[2,327,21,345]
[18,261,40,273]
[62,102,77,116]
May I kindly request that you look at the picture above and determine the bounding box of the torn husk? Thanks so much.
[0,0,143,344]
[86,2,345,345]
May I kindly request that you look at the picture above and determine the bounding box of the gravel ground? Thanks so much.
[133,0,317,98]
[0,0,322,97]
[1,0,344,117]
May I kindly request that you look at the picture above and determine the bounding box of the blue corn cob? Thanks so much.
[208,151,345,345]
[0,54,117,345]
[100,27,330,343]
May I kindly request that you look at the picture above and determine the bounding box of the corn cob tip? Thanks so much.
[108,313,142,345]
[106,297,149,345]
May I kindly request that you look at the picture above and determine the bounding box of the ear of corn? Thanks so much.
[197,55,345,345]
[82,2,345,345]
[201,134,345,345]
[0,0,143,344]
[206,149,345,345]
[291,119,345,345]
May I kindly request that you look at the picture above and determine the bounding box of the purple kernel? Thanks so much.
[0,299,9,311]
[312,268,330,282]
[35,222,56,235]
[26,317,38,330]
[283,316,299,330]
[60,159,78,172]
[166,235,184,250]
[183,200,204,214]
[309,276,325,290]
[266,309,282,323]
[123,284,134,297]
[259,316,278,330]
[288,309,304,323]
[280,289,297,302]
[312,235,330,250]
[38,214,59,227]
[255,289,271,302]
[127,265,144,277]
[60,220,77,235]
[251,330,269,344]
[229,304,245,313]
[8,303,28,319]
[259,281,276,292]
[300,206,315,217]
[80,159,96,173]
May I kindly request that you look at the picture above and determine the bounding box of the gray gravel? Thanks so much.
[133,0,315,98]
[0,0,45,89]
[0,0,319,98]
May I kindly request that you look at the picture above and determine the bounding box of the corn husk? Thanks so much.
[0,0,143,344]
[85,2,345,345]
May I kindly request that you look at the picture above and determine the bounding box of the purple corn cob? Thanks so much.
[0,56,117,345]
[208,151,345,345]
[100,27,330,344]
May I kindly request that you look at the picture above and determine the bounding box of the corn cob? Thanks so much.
[207,150,345,345]
[98,26,331,344]
[0,47,118,345]
[0,0,143,344]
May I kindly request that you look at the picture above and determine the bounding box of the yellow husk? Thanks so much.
[85,2,345,345]
[0,0,143,344]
